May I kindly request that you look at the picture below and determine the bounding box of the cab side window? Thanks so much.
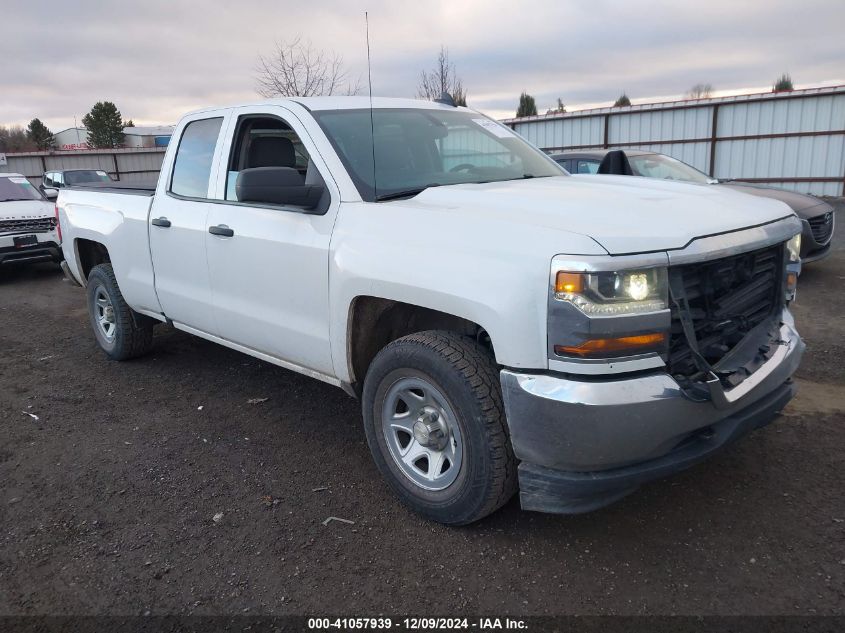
[170,117,224,199]
[225,115,328,213]
[43,173,54,187]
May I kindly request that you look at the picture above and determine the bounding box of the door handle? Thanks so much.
[151,217,171,228]
[208,224,234,237]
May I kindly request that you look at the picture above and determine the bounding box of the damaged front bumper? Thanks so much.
[501,310,804,514]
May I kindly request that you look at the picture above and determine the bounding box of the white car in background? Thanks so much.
[0,172,62,268]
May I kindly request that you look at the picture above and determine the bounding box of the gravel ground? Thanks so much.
[0,204,843,617]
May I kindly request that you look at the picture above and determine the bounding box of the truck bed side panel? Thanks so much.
[59,189,162,316]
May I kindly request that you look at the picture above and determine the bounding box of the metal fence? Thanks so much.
[503,85,845,196]
[2,147,166,188]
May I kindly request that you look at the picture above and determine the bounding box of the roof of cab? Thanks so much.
[182,96,468,118]
[0,172,25,178]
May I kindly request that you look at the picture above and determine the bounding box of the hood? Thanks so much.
[403,175,795,255]
[0,199,55,221]
[718,182,831,218]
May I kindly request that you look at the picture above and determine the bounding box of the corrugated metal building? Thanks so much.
[52,126,174,151]
[503,85,845,196]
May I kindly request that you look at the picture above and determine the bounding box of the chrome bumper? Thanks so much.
[501,314,804,473]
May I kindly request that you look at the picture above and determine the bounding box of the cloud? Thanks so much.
[0,0,842,128]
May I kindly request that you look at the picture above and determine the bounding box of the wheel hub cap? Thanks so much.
[94,286,116,342]
[381,376,463,491]
[412,409,448,451]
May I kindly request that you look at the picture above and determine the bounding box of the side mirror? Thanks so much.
[43,187,59,200]
[236,167,323,209]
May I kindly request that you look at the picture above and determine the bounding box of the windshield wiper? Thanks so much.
[375,184,440,202]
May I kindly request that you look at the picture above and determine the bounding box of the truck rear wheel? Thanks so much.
[86,263,154,360]
[362,331,517,525]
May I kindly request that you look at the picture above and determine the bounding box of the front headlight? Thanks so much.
[786,233,801,263]
[554,268,668,316]
[784,233,801,301]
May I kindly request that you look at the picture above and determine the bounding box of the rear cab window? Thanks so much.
[169,117,224,198]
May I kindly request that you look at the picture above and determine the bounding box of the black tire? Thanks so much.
[86,263,154,360]
[362,330,517,525]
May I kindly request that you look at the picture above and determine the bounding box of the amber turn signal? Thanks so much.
[786,272,798,291]
[555,271,584,294]
[554,332,666,358]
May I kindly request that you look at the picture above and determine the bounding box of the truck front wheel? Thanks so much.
[362,331,517,525]
[86,263,153,360]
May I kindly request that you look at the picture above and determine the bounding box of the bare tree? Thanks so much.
[0,125,34,152]
[687,83,713,99]
[255,36,359,98]
[417,47,467,106]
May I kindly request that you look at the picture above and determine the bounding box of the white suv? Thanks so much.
[0,172,62,268]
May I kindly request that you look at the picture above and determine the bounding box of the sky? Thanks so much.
[1,0,843,131]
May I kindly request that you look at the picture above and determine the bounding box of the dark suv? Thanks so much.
[551,149,835,263]
[40,169,113,199]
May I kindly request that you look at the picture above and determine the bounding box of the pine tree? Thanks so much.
[82,101,126,148]
[516,92,537,118]
[26,118,54,150]
[773,74,793,92]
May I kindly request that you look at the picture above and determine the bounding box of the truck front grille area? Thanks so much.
[808,212,834,244]
[667,244,784,379]
[0,217,57,235]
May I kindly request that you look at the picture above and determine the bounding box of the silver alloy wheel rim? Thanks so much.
[381,376,463,491]
[94,286,116,342]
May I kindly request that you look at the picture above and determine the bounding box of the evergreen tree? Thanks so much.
[515,92,537,118]
[773,74,793,92]
[82,101,125,148]
[26,118,54,150]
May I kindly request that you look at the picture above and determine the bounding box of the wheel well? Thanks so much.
[347,297,494,390]
[76,239,111,281]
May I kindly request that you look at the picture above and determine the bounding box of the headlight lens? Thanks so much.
[554,268,668,315]
[784,233,801,301]
[786,233,801,263]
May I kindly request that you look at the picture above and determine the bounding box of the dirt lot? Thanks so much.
[1,205,844,617]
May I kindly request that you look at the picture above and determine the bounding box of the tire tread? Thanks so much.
[374,330,517,523]
[88,263,153,360]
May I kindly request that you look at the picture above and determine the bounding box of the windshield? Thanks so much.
[65,170,112,185]
[0,176,43,202]
[312,108,564,201]
[628,153,712,184]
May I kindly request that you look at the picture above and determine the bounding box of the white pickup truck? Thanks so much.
[58,97,805,524]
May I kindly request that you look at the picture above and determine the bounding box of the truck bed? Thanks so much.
[59,186,161,316]
[69,181,156,196]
